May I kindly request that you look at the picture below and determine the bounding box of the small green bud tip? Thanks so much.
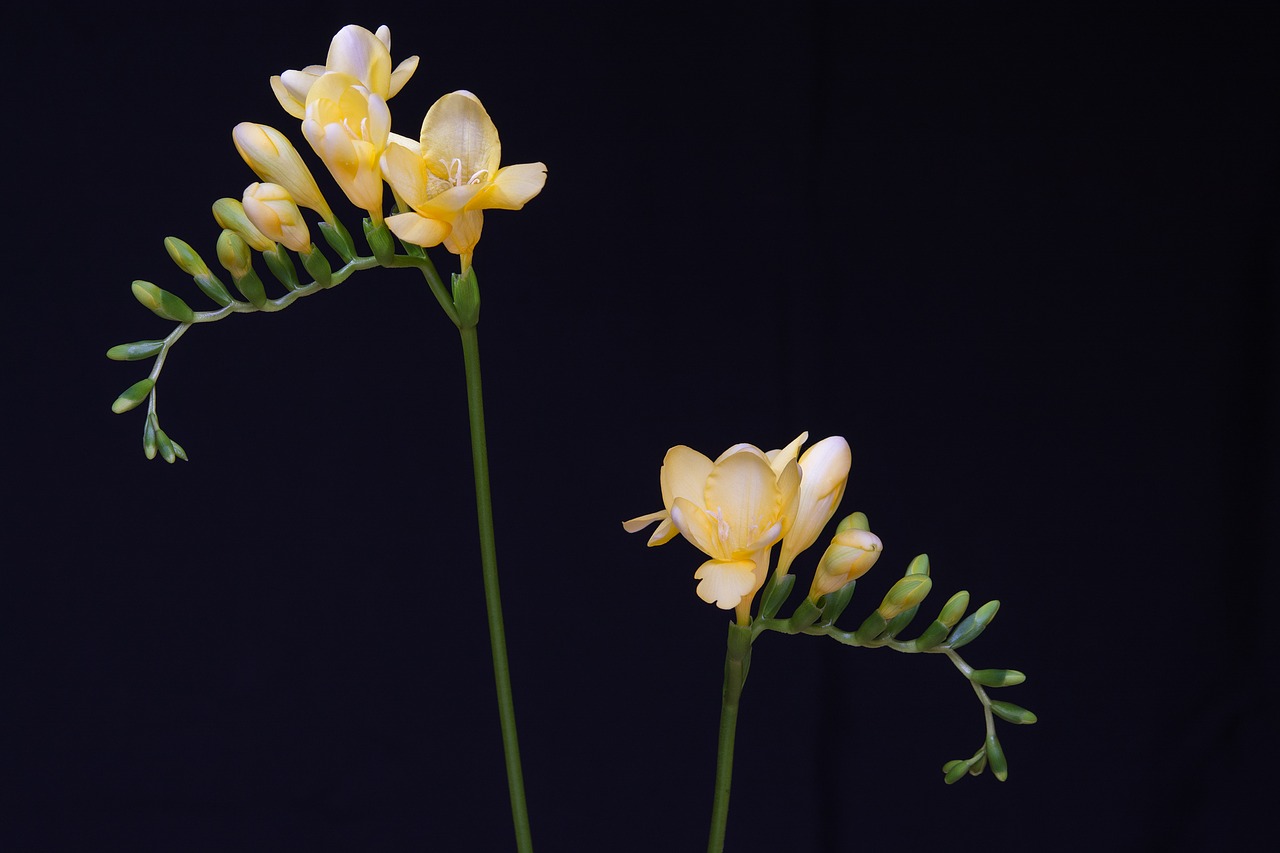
[906,553,930,576]
[990,700,1038,725]
[836,511,870,533]
[131,280,195,324]
[969,668,1025,687]
[878,575,932,619]
[164,237,211,277]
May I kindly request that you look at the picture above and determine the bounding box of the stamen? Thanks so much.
[468,169,490,185]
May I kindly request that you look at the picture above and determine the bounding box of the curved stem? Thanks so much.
[458,323,533,853]
[708,625,752,853]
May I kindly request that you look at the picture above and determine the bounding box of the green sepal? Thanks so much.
[263,245,300,291]
[912,619,950,651]
[193,273,235,307]
[726,622,752,662]
[990,700,1037,725]
[232,269,269,308]
[452,267,481,328]
[107,340,165,361]
[111,377,155,414]
[905,553,930,576]
[155,427,176,463]
[969,668,1025,688]
[818,579,856,627]
[947,600,1000,650]
[758,572,795,620]
[364,218,395,264]
[968,752,987,776]
[880,604,920,640]
[985,732,1008,781]
[132,280,195,324]
[786,597,823,632]
[301,246,332,287]
[853,610,887,645]
[143,414,158,459]
[317,220,356,262]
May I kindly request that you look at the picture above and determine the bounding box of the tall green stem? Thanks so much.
[459,323,533,853]
[708,624,752,853]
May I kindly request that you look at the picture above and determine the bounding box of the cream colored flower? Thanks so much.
[232,122,335,224]
[242,182,310,253]
[271,24,418,120]
[302,72,391,223]
[381,90,546,269]
[625,440,801,615]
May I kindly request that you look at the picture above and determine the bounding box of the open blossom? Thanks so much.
[624,438,802,615]
[381,90,546,269]
[302,72,391,222]
[271,24,418,120]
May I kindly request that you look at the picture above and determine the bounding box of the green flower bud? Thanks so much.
[164,237,211,278]
[216,229,253,279]
[969,668,1025,687]
[990,700,1038,725]
[937,590,970,628]
[106,340,165,362]
[212,197,274,252]
[131,280,195,323]
[835,511,870,533]
[947,600,1000,650]
[877,575,932,621]
[905,553,930,576]
[985,732,1008,781]
[111,377,155,414]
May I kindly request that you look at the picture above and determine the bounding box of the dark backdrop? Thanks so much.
[6,2,1277,851]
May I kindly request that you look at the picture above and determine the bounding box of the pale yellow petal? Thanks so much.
[714,442,768,465]
[420,90,502,182]
[622,510,665,533]
[647,517,678,546]
[766,431,809,476]
[670,497,720,559]
[704,451,779,553]
[380,142,431,209]
[326,24,391,96]
[385,211,450,248]
[659,446,714,510]
[468,162,547,211]
[693,559,758,610]
[389,55,419,98]
[270,76,306,120]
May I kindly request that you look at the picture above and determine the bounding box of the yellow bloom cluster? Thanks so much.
[624,433,881,619]
[230,24,545,269]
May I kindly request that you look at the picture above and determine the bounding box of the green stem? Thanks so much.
[458,323,533,853]
[708,625,752,853]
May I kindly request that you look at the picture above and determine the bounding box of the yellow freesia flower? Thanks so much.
[381,90,547,270]
[232,122,335,225]
[271,24,418,120]
[625,439,801,619]
[302,72,391,224]
[242,182,310,253]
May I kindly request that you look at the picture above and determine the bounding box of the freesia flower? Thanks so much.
[381,90,547,270]
[242,182,310,253]
[271,24,418,120]
[302,72,392,223]
[232,123,335,225]
[625,439,801,617]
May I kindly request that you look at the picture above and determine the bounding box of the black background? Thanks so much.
[6,1,1277,851]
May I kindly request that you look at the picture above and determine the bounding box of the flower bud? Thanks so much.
[212,197,275,252]
[164,236,211,278]
[232,122,334,223]
[216,229,253,279]
[242,182,311,253]
[809,527,882,598]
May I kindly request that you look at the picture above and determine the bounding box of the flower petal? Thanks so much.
[693,559,758,610]
[420,90,502,182]
[380,142,431,209]
[468,162,547,211]
[622,510,665,533]
[670,497,720,558]
[385,212,450,248]
[704,450,779,553]
[660,445,714,510]
[326,24,392,97]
